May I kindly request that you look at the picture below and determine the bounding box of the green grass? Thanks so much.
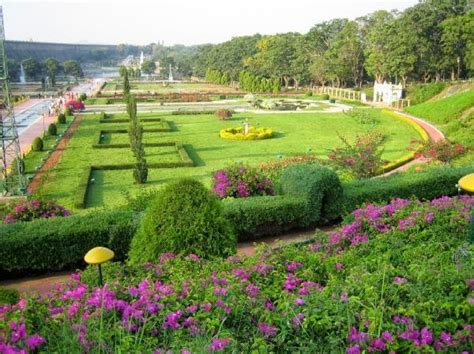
[405,89,474,124]
[23,116,74,175]
[35,109,421,210]
[406,82,447,105]
[405,89,474,148]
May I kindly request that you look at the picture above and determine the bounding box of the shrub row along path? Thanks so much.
[382,111,445,176]
[0,227,323,295]
[27,115,83,194]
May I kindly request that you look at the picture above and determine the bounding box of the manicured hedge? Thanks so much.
[220,127,273,140]
[223,196,307,241]
[280,164,343,224]
[73,167,93,209]
[342,166,474,214]
[0,210,138,275]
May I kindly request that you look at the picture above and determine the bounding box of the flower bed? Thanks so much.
[220,127,273,140]
[0,196,472,352]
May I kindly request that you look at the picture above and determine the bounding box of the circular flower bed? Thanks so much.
[220,127,273,140]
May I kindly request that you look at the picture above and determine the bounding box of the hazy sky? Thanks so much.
[3,0,419,46]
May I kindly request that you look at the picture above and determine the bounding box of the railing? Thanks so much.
[312,86,362,101]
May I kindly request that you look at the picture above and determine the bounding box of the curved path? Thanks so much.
[382,110,445,176]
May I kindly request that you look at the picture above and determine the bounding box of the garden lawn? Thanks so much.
[34,109,421,209]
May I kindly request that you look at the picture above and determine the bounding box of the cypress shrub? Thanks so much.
[48,123,57,136]
[57,113,66,124]
[64,107,72,116]
[32,137,43,151]
[0,288,19,305]
[129,179,236,264]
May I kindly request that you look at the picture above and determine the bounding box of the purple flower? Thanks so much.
[291,313,305,327]
[258,322,278,337]
[335,262,344,270]
[287,262,304,272]
[25,334,45,349]
[393,276,407,285]
[346,345,361,354]
[213,287,228,296]
[294,298,305,306]
[245,283,260,298]
[381,331,393,342]
[209,338,230,351]
[340,292,349,302]
[370,338,386,351]
[439,331,453,345]
[264,299,275,311]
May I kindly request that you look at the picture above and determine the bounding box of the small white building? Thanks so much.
[373,81,403,104]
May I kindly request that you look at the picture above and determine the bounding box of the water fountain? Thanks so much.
[168,64,173,82]
[19,62,26,84]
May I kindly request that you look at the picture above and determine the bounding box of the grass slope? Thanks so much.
[34,110,420,209]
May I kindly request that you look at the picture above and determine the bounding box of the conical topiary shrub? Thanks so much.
[32,137,43,151]
[128,179,236,264]
[48,123,57,136]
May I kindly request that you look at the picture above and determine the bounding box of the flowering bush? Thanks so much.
[0,196,472,352]
[258,153,318,181]
[412,139,466,163]
[212,163,274,198]
[3,200,70,224]
[215,109,233,120]
[328,130,387,179]
[64,100,85,112]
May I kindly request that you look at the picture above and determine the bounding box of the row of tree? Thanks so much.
[191,0,473,88]
[9,58,83,85]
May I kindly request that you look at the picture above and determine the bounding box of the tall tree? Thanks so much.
[141,60,157,76]
[43,58,60,86]
[63,60,83,82]
[21,58,41,81]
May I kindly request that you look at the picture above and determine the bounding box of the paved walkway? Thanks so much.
[0,227,322,295]
[382,111,445,176]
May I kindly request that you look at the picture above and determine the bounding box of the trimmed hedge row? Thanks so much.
[99,117,164,124]
[223,196,307,241]
[220,127,273,140]
[342,166,474,214]
[74,145,195,209]
[0,210,138,275]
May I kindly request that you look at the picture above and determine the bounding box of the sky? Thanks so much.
[2,0,419,46]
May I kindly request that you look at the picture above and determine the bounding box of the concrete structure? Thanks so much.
[373,81,403,104]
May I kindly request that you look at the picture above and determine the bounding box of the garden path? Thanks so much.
[381,111,445,176]
[27,115,83,193]
[0,227,326,295]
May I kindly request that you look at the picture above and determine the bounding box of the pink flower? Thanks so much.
[258,322,277,337]
[393,276,407,285]
[209,338,230,351]
[294,298,305,306]
[335,262,344,270]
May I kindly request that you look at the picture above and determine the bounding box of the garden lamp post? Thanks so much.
[84,247,114,287]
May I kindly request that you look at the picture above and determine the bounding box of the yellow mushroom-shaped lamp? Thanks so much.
[458,173,474,194]
[84,247,114,286]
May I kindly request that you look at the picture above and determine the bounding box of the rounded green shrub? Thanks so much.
[57,113,66,124]
[322,94,330,100]
[32,137,43,152]
[47,123,57,136]
[64,107,72,116]
[280,164,343,225]
[128,179,236,264]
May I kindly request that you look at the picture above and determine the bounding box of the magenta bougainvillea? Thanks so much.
[211,163,274,199]
[3,200,71,224]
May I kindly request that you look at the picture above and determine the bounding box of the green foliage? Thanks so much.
[141,60,157,76]
[405,89,474,150]
[0,210,138,275]
[206,68,231,85]
[123,70,131,98]
[407,82,446,104]
[280,164,344,224]
[63,60,83,80]
[129,179,236,263]
[10,158,25,175]
[32,137,43,152]
[64,107,72,116]
[239,71,280,93]
[57,113,66,124]
[327,130,386,179]
[47,123,57,136]
[223,196,307,240]
[0,288,19,305]
[127,95,148,184]
[342,165,474,214]
[79,93,87,102]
